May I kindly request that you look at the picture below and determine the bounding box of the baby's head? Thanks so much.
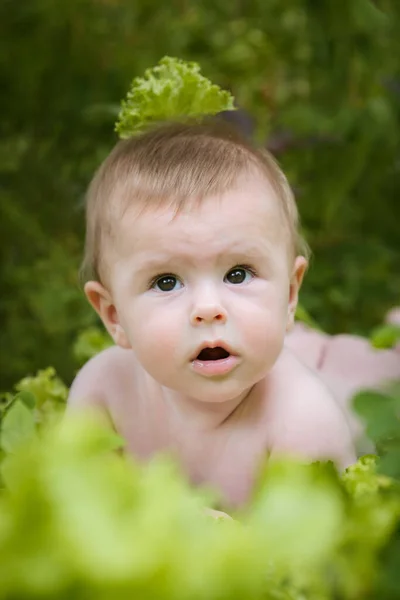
[81,119,308,284]
[82,119,309,402]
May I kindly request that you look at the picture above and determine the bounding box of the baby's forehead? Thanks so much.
[139,167,276,212]
[113,176,288,259]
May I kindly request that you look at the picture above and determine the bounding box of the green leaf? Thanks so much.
[370,323,400,349]
[378,448,400,480]
[353,389,399,421]
[14,391,36,410]
[115,56,235,138]
[352,386,400,483]
[0,392,14,418]
[73,326,113,366]
[0,412,399,600]
[0,400,36,454]
[342,454,392,496]
[353,391,400,446]
[248,461,344,571]
[15,367,68,409]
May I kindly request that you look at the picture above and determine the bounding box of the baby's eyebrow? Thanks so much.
[133,243,270,276]
[133,255,174,276]
[218,241,273,261]
[228,242,269,257]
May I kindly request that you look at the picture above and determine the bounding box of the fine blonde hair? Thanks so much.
[80,118,309,285]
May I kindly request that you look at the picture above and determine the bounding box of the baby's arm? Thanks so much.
[67,346,127,418]
[69,349,233,519]
[271,370,357,471]
[68,354,106,412]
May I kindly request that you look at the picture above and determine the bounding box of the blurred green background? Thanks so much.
[1,0,399,391]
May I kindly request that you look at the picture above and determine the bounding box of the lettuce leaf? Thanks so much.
[1,367,400,599]
[115,56,235,138]
[0,411,399,600]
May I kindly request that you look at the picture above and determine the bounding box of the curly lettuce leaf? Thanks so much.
[0,399,399,600]
[15,367,67,409]
[335,454,400,598]
[0,368,67,454]
[115,56,235,138]
[342,455,393,497]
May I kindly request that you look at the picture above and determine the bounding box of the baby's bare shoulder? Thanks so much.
[272,346,334,402]
[269,348,356,469]
[68,346,136,412]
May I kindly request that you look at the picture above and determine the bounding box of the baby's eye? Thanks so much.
[151,274,183,292]
[224,266,256,285]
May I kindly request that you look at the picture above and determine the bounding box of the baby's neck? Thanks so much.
[161,385,255,432]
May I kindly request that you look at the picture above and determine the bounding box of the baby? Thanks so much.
[68,120,356,508]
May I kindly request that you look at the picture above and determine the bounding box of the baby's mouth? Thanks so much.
[196,347,231,361]
[191,345,239,376]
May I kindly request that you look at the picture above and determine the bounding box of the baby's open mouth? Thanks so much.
[196,347,230,361]
[191,345,238,376]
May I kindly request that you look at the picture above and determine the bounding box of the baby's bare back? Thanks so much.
[68,346,355,507]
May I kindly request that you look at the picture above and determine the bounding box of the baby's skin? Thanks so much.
[286,311,400,449]
[69,171,356,508]
[69,344,355,508]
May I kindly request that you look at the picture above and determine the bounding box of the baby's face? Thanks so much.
[108,173,295,403]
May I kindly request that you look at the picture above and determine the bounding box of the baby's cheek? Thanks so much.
[248,299,285,336]
[132,311,181,372]
[244,305,286,357]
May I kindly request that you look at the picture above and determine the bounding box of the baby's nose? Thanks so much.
[190,302,227,326]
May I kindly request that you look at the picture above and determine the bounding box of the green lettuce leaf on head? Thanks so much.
[115,56,235,138]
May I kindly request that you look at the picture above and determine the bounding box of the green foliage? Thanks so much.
[116,56,235,138]
[352,383,400,481]
[0,399,37,454]
[0,400,399,600]
[370,323,400,349]
[73,326,113,367]
[0,369,67,450]
[0,240,95,389]
[0,370,399,598]
[15,367,68,407]
[342,454,393,496]
[295,303,322,330]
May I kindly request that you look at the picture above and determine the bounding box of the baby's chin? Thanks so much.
[171,378,259,405]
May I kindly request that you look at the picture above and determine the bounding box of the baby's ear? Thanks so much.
[287,256,308,331]
[84,281,131,349]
